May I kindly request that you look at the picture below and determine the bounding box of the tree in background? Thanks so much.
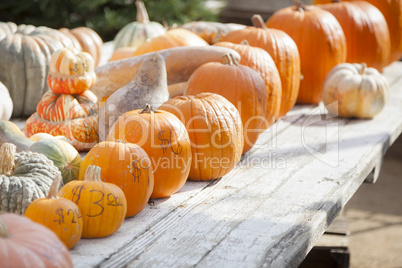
[0,0,218,41]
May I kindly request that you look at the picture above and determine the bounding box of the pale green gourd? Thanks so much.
[113,1,166,51]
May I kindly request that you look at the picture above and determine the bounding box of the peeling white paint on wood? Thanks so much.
[65,59,402,267]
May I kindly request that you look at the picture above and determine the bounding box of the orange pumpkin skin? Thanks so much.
[159,93,244,181]
[24,90,98,151]
[47,48,96,95]
[107,105,192,199]
[24,176,83,249]
[133,28,209,56]
[213,41,282,125]
[267,4,347,104]
[0,213,73,268]
[318,1,391,71]
[79,141,154,218]
[220,17,301,117]
[185,53,266,154]
[314,0,402,63]
[59,165,127,238]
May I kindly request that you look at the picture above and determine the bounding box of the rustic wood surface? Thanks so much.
[61,41,402,268]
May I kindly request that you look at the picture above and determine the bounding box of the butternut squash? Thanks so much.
[98,53,168,141]
[92,46,241,99]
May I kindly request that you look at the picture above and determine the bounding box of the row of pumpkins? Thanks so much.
[0,0,397,265]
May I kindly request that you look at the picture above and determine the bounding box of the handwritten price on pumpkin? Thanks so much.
[54,208,82,225]
[158,129,182,155]
[69,186,123,218]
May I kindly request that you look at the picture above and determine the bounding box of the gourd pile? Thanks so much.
[0,0,399,260]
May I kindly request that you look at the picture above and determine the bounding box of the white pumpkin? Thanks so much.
[0,81,13,120]
[322,63,389,119]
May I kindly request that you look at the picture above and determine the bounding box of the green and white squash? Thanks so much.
[113,1,166,51]
[0,82,13,120]
[0,143,61,215]
[0,121,82,184]
[29,139,82,184]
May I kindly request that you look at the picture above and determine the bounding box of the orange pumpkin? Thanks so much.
[24,90,98,151]
[314,0,402,63]
[159,93,243,181]
[24,175,83,249]
[220,15,301,117]
[107,104,192,199]
[133,28,209,56]
[47,48,96,95]
[0,213,73,268]
[267,3,347,104]
[59,165,127,238]
[318,0,390,71]
[185,53,267,154]
[213,41,282,124]
[79,141,154,218]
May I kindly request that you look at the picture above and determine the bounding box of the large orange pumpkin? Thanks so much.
[59,165,127,238]
[24,90,98,151]
[185,53,267,154]
[314,0,402,63]
[0,213,73,268]
[79,141,154,218]
[318,0,390,71]
[220,15,301,117]
[107,104,192,199]
[159,93,244,181]
[267,3,347,104]
[133,28,209,56]
[213,41,282,124]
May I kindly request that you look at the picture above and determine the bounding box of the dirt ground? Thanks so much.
[345,135,402,267]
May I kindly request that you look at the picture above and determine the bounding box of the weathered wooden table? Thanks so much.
[63,49,402,267]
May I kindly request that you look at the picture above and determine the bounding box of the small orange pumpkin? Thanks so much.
[59,165,127,238]
[159,93,244,181]
[47,48,96,95]
[79,141,154,218]
[24,175,83,249]
[107,104,192,199]
[185,53,267,154]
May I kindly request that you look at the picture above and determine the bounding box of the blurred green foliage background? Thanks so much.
[0,0,218,42]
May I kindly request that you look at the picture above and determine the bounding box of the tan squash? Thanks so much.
[98,53,169,141]
[92,46,241,99]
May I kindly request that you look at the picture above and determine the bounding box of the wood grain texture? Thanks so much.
[65,59,402,267]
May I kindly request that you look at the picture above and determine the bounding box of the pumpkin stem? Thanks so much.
[251,14,267,29]
[360,63,367,75]
[136,1,150,24]
[295,0,307,12]
[140,104,154,114]
[48,175,61,200]
[222,53,239,66]
[0,217,9,238]
[0,143,16,176]
[85,165,102,182]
